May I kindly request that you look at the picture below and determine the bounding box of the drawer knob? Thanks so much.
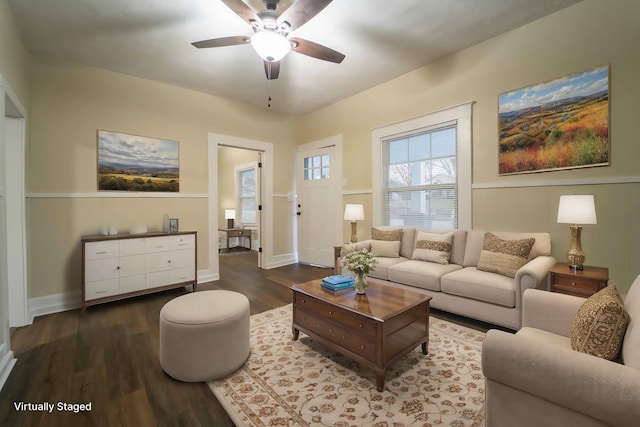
[360,345,365,349]
[572,282,576,286]
[359,324,364,328]
[316,323,320,327]
[302,299,306,303]
[328,311,332,315]
[329,328,333,332]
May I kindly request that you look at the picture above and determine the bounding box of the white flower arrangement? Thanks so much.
[342,248,378,276]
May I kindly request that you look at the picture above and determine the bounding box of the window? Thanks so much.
[384,125,457,229]
[372,102,472,230]
[236,163,258,225]
[303,154,330,180]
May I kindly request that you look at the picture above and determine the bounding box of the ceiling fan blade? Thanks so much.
[277,0,333,32]
[264,60,280,80]
[191,35,250,49]
[289,37,345,64]
[221,0,261,27]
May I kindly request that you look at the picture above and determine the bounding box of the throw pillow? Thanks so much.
[370,240,401,258]
[476,232,535,278]
[571,285,630,360]
[412,231,453,265]
[371,227,403,242]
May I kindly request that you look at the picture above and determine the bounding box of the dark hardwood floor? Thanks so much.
[0,249,498,426]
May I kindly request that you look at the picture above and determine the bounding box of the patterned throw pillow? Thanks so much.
[371,227,403,242]
[571,285,630,360]
[476,232,535,278]
[412,231,453,264]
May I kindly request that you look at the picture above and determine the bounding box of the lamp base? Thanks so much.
[350,222,358,243]
[227,219,234,229]
[567,225,586,270]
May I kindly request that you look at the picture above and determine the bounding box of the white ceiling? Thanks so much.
[8,0,581,115]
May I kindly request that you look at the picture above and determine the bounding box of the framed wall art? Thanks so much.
[498,65,609,175]
[97,130,179,192]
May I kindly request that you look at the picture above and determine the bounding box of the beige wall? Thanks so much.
[295,0,640,293]
[27,56,297,297]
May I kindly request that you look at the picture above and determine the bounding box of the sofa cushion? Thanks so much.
[441,267,516,308]
[388,260,462,292]
[463,230,551,267]
[622,275,640,369]
[412,231,453,264]
[370,239,401,258]
[571,284,630,361]
[476,232,535,278]
[371,226,416,259]
[369,256,409,281]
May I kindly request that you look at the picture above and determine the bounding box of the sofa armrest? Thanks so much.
[339,240,372,257]
[514,256,556,307]
[482,330,640,427]
[522,289,585,336]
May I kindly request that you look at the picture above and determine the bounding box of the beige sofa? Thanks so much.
[481,276,640,426]
[341,228,556,330]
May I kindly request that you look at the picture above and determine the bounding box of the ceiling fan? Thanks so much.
[192,0,345,80]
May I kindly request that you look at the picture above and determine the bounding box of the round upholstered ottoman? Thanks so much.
[159,290,250,382]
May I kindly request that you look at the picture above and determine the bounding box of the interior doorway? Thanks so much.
[218,145,262,262]
[207,133,274,281]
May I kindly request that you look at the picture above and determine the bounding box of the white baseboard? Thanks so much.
[0,342,17,391]
[28,290,82,324]
[264,252,298,269]
[197,270,220,284]
[27,269,217,322]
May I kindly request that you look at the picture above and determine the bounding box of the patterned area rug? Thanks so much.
[209,304,485,427]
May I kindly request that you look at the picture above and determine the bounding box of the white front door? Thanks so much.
[296,145,339,267]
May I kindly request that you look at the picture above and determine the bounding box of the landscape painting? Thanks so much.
[498,65,609,175]
[98,130,179,192]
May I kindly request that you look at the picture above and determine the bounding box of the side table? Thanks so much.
[219,228,251,252]
[549,262,608,298]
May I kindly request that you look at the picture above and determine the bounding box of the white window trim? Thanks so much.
[235,161,258,227]
[372,102,473,230]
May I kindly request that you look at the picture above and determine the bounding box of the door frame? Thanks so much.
[1,75,28,329]
[296,134,343,262]
[207,133,273,279]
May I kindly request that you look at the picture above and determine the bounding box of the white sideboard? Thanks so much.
[81,231,197,310]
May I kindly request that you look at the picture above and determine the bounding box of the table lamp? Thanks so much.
[557,195,597,270]
[344,204,365,243]
[225,209,236,229]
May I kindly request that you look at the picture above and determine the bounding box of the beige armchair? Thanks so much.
[482,276,640,427]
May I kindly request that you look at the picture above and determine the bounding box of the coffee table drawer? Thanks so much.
[295,309,376,360]
[295,294,376,337]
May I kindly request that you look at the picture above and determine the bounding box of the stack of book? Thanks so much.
[321,275,354,292]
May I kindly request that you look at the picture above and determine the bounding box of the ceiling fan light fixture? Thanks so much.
[250,30,291,62]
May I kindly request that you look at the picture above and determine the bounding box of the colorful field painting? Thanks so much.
[98,130,179,192]
[498,66,609,175]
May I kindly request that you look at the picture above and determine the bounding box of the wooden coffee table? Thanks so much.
[291,279,431,392]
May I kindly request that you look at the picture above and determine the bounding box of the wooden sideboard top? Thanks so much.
[81,230,197,242]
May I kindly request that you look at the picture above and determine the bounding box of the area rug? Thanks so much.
[209,304,485,427]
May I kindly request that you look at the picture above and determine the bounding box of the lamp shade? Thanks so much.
[250,31,291,62]
[344,204,365,221]
[557,195,597,224]
[224,209,236,220]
